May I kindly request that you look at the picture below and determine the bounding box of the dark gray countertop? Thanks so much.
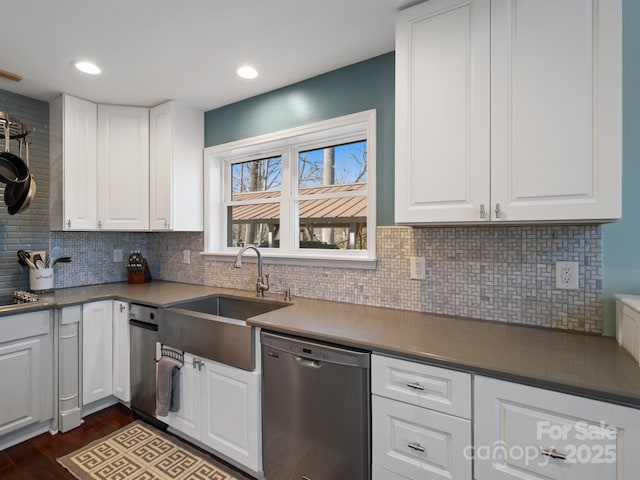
[3,281,639,409]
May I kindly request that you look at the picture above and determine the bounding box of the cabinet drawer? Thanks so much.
[373,395,471,480]
[372,354,471,418]
[0,310,50,344]
[475,376,640,480]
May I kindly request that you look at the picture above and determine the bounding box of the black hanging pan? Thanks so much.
[4,141,36,215]
[0,127,29,184]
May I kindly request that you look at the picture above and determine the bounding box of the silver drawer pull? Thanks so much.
[406,382,425,391]
[540,447,567,461]
[407,442,425,453]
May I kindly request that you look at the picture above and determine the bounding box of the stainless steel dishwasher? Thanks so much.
[129,304,164,427]
[261,331,370,480]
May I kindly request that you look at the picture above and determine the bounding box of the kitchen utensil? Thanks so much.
[0,152,29,184]
[0,125,29,184]
[17,249,36,269]
[32,253,45,269]
[47,246,62,267]
[5,168,35,214]
[5,141,35,215]
[52,256,72,266]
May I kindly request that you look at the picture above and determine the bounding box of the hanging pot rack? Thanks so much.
[0,111,30,145]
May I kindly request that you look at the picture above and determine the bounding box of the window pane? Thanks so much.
[232,156,282,201]
[298,198,367,250]
[298,140,367,189]
[227,204,280,248]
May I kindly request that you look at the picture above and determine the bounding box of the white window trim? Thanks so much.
[203,109,376,269]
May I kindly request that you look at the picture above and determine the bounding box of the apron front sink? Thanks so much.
[159,295,290,371]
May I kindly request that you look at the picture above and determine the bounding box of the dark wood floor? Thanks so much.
[0,403,254,480]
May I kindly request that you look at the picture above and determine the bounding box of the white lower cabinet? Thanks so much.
[112,301,130,402]
[166,354,261,473]
[372,396,471,480]
[0,310,53,438]
[82,300,114,405]
[474,376,640,480]
[372,354,472,480]
[166,353,200,440]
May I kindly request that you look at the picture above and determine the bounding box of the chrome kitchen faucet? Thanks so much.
[234,245,270,297]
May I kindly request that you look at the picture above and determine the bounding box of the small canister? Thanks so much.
[29,268,54,292]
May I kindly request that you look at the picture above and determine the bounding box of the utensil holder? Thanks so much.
[30,268,54,292]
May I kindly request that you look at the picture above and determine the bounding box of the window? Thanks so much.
[204,110,376,267]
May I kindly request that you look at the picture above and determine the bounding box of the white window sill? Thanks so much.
[200,251,377,270]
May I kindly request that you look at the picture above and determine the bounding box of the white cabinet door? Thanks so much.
[82,301,114,405]
[49,94,98,231]
[97,105,149,230]
[490,0,622,222]
[395,0,491,223]
[166,353,201,440]
[474,376,640,480]
[201,358,261,472]
[112,301,130,402]
[149,100,204,231]
[395,0,621,224]
[0,338,42,436]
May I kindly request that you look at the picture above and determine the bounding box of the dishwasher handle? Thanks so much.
[295,356,323,368]
[130,319,159,332]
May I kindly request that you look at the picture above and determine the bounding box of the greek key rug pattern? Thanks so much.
[57,421,239,480]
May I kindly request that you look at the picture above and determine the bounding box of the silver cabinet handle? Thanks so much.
[480,204,486,219]
[407,442,426,453]
[540,447,567,460]
[192,357,198,369]
[67,219,71,228]
[98,220,102,229]
[406,382,425,391]
[119,304,125,313]
[495,203,501,219]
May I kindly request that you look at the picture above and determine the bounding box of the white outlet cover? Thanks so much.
[113,249,123,263]
[183,249,191,264]
[409,256,426,280]
[555,261,579,289]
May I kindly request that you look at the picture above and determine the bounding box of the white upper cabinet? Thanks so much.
[395,0,491,224]
[395,0,622,224]
[97,105,150,230]
[149,101,204,231]
[50,94,98,230]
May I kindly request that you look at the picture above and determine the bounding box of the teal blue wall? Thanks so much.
[204,52,395,226]
[602,0,640,336]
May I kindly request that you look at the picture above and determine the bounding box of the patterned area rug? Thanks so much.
[57,421,239,480]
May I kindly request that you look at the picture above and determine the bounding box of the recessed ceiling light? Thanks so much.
[236,65,258,79]
[72,61,102,75]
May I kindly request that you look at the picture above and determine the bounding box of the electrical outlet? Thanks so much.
[555,261,579,289]
[409,257,426,280]
[113,249,123,263]
[183,249,191,264]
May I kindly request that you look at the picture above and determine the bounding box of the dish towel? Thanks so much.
[156,357,182,417]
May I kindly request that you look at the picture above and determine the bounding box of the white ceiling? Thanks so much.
[0,0,415,112]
